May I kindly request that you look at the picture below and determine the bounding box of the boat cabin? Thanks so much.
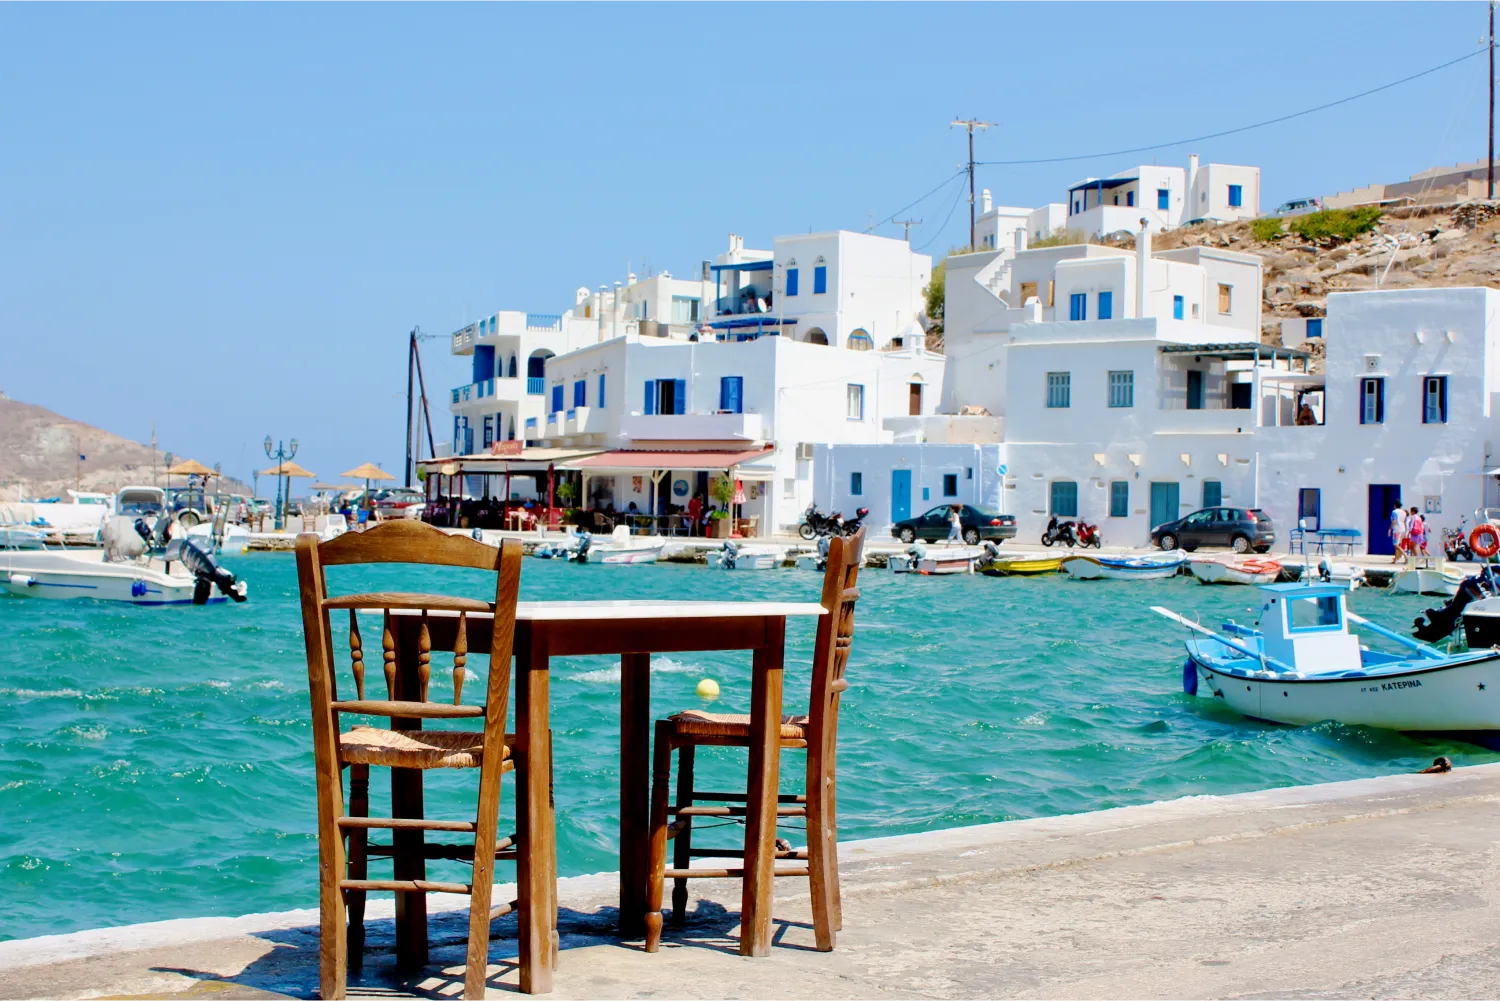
[1257,582,1360,670]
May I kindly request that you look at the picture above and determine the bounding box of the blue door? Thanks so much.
[891,469,912,523]
[1368,484,1401,556]
[1149,481,1179,529]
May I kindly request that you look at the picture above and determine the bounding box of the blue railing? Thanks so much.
[527,377,545,395]
[526,313,562,331]
[451,388,460,404]
[565,408,576,421]
[525,417,538,432]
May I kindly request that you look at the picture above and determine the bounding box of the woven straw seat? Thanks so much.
[670,710,810,740]
[339,725,512,770]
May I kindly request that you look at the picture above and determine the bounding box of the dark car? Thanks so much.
[892,504,1017,546]
[1151,506,1275,553]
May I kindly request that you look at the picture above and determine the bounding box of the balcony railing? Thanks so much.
[527,377,545,395]
[526,313,562,331]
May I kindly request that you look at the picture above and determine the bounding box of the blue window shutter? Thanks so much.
[1306,318,1323,338]
[551,384,562,413]
[1173,295,1184,320]
[1228,185,1242,208]
[644,380,656,415]
[598,374,606,408]
[573,380,586,407]
[786,268,798,296]
[814,266,827,294]
[1126,191,1134,207]
[1157,188,1169,210]
[673,379,686,415]
[1098,291,1112,320]
[719,377,729,411]
[1069,293,1086,321]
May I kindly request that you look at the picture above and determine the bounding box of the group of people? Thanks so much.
[1389,503,1430,562]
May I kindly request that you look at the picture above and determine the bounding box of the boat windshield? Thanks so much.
[1288,594,1341,631]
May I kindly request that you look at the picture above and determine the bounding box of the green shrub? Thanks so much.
[1288,207,1382,243]
[1250,217,1284,242]
[1029,229,1088,248]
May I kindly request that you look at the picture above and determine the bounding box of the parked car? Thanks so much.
[375,487,424,518]
[1151,507,1275,553]
[892,505,1017,546]
[1273,197,1322,218]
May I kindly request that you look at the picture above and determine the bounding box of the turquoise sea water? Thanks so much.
[2,554,1494,942]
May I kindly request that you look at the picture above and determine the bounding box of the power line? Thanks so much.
[974,49,1484,168]
[867,168,967,234]
[915,178,967,253]
[951,118,996,248]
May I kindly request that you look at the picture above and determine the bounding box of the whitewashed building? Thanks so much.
[1065,154,1260,237]
[974,191,1068,250]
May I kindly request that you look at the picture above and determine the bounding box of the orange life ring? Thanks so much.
[1471,524,1500,558]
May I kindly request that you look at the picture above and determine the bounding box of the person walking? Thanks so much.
[1390,502,1409,563]
[1408,506,1428,558]
[946,504,963,545]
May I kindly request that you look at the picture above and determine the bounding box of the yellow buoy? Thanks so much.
[696,678,720,699]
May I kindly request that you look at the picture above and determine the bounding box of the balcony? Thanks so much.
[884,415,1004,444]
[620,412,765,443]
[526,313,562,332]
[565,406,606,436]
[527,377,545,395]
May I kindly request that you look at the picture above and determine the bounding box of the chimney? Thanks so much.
[981,188,992,213]
[701,260,711,280]
[1135,219,1151,318]
[1186,153,1200,206]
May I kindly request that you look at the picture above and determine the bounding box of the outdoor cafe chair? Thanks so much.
[295,520,529,1000]
[643,528,866,953]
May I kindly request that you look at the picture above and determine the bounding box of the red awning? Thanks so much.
[570,447,773,472]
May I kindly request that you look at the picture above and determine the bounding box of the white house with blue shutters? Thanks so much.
[1065,153,1260,237]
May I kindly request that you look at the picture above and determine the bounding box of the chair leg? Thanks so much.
[671,742,696,926]
[645,723,674,952]
[463,741,509,999]
[318,787,349,1000]
[805,766,836,952]
[827,745,842,932]
[346,765,369,976]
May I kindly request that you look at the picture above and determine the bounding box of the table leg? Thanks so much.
[619,652,651,938]
[392,619,428,972]
[515,624,555,994]
[740,617,786,957]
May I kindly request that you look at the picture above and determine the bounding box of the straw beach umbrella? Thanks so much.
[341,462,395,512]
[166,458,217,516]
[259,461,316,527]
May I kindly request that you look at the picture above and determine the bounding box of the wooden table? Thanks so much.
[386,599,826,994]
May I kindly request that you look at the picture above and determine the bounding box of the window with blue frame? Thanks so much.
[1108,371,1134,408]
[1046,372,1071,409]
[1360,377,1385,424]
[850,472,863,495]
[1423,375,1448,424]
[813,265,828,294]
[1172,295,1184,320]
[1126,191,1135,207]
[1157,188,1170,210]
[1069,293,1087,321]
[785,268,799,296]
[1109,480,1129,517]
[1228,184,1243,208]
[1050,480,1079,517]
[644,379,686,415]
[846,383,864,420]
[1306,318,1323,338]
[573,380,586,407]
[550,384,563,414]
[719,375,744,414]
[1098,291,1113,320]
[598,374,606,408]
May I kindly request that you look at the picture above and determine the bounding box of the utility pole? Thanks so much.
[894,218,923,242]
[1490,0,1495,199]
[951,117,995,250]
[404,329,417,488]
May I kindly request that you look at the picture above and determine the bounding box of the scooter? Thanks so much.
[1074,520,1103,549]
[1444,518,1474,562]
[1040,516,1077,547]
[840,507,871,537]
[798,503,842,540]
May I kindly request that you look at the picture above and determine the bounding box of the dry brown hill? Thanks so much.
[0,394,246,501]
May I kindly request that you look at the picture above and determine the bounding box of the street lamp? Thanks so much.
[264,435,299,530]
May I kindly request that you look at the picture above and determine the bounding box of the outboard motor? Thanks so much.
[721,539,740,570]
[980,541,1000,563]
[1414,569,1497,641]
[133,517,155,550]
[571,530,592,561]
[168,537,249,604]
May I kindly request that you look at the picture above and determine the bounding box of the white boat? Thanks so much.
[916,545,987,575]
[706,541,786,570]
[1188,557,1283,585]
[573,526,663,565]
[1159,582,1500,746]
[1,537,248,606]
[1391,563,1470,596]
[1062,551,1187,580]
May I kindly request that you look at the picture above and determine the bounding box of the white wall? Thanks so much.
[813,443,1006,537]
[1190,163,1260,223]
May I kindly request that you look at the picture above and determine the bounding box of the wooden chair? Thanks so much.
[643,528,865,953]
[295,520,527,1000]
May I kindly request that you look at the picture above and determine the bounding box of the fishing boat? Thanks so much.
[706,540,786,570]
[1157,581,1500,747]
[916,545,986,575]
[1188,556,1283,585]
[1391,562,1470,597]
[1062,551,1186,580]
[572,526,663,565]
[1,530,248,606]
[976,553,1064,576]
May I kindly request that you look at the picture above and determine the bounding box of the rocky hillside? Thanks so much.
[0,393,246,501]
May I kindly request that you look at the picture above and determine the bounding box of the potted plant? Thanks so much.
[708,509,731,538]
[708,476,735,538]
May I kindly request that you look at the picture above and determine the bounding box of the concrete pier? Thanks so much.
[4,764,1500,998]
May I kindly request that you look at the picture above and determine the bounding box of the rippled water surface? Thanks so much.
[2,553,1492,941]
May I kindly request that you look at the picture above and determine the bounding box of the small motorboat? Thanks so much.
[1391,561,1470,597]
[1158,581,1500,747]
[707,540,786,570]
[973,541,1060,576]
[916,545,986,575]
[1062,551,1186,580]
[572,526,664,565]
[1188,556,1283,585]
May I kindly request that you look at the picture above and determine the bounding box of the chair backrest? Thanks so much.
[806,528,864,757]
[295,520,523,734]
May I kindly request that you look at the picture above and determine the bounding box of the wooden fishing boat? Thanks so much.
[1188,556,1283,585]
[977,553,1064,576]
[1391,563,1470,596]
[1062,551,1186,580]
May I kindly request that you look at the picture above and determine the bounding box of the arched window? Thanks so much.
[805,327,829,345]
[847,329,874,351]
[508,355,518,378]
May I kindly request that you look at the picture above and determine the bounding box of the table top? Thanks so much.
[369,600,826,622]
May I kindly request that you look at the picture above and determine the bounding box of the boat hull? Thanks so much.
[1191,651,1500,735]
[578,546,662,564]
[978,556,1063,576]
[1063,554,1185,580]
[916,555,974,575]
[1189,560,1282,585]
[706,551,784,570]
[1391,568,1465,596]
[1,551,219,605]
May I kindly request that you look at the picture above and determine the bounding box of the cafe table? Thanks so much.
[384,599,826,994]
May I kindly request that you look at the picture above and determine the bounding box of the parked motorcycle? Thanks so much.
[1444,517,1475,562]
[1040,516,1078,547]
[798,503,843,540]
[840,507,870,537]
[1074,520,1103,549]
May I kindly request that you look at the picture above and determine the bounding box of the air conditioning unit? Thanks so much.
[796,443,815,461]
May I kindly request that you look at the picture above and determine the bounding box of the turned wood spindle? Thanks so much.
[348,609,366,701]
[452,611,468,705]
[382,610,397,699]
[418,611,432,702]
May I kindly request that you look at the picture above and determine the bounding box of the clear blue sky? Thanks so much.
[1,2,1492,490]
